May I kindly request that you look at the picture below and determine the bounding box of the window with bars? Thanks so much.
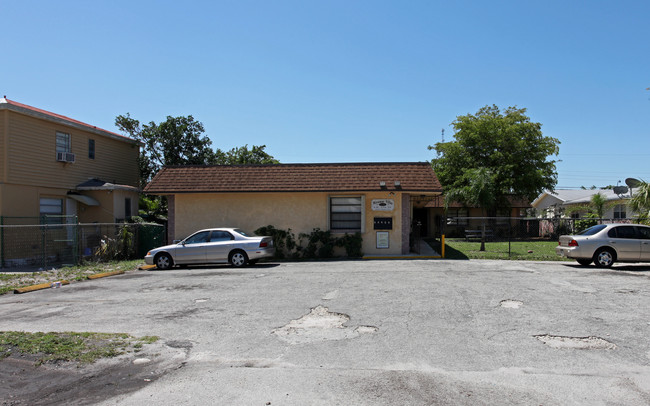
[329,196,362,231]
[446,208,469,225]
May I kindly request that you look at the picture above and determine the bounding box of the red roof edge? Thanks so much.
[0,97,138,144]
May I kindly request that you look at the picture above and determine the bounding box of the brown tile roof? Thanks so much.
[144,162,443,194]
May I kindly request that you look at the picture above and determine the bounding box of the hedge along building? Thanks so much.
[144,162,443,256]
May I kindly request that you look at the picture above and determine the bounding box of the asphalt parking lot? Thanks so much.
[1,259,649,405]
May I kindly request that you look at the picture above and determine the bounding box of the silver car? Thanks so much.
[145,228,274,269]
[556,224,650,267]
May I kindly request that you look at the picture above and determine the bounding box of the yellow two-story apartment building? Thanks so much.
[0,97,141,224]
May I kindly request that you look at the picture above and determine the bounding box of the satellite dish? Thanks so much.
[625,178,642,188]
[613,186,628,195]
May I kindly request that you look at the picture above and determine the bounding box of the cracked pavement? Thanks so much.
[1,259,649,405]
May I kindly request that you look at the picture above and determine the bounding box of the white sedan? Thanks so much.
[145,228,274,269]
[556,223,650,267]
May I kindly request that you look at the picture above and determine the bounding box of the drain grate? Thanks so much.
[534,334,616,350]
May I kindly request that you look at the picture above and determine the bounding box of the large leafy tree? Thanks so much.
[115,113,278,222]
[115,113,278,187]
[430,105,560,208]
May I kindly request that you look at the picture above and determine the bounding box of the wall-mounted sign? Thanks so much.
[376,231,389,249]
[372,199,394,211]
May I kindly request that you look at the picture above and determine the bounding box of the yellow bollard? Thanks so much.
[441,234,445,258]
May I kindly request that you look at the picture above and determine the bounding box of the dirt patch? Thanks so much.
[0,342,188,405]
[272,305,377,344]
[499,300,523,309]
[534,334,616,350]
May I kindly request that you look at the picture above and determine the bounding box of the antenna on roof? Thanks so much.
[436,129,445,158]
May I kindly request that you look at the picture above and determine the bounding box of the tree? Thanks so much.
[115,113,279,221]
[444,168,497,251]
[429,105,560,208]
[115,113,278,187]
[589,192,608,224]
[115,113,218,187]
[628,181,650,222]
[219,144,279,165]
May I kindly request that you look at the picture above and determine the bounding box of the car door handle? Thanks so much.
[609,241,616,244]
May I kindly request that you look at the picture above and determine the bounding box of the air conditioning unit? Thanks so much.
[56,152,76,163]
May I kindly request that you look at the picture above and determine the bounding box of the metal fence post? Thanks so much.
[508,219,512,257]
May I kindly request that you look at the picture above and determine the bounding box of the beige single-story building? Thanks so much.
[144,162,443,256]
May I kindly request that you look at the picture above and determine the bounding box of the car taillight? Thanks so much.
[568,239,579,247]
[259,241,268,248]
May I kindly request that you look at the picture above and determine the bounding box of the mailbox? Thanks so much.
[374,217,393,230]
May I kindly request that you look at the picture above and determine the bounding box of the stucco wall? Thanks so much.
[172,191,410,256]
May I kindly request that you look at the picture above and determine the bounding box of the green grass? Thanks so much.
[0,260,144,295]
[0,331,159,365]
[428,238,570,261]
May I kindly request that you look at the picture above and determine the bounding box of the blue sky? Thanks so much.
[3,0,649,189]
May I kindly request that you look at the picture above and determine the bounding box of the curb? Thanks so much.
[138,265,157,270]
[14,280,70,294]
[87,270,125,280]
[362,256,443,260]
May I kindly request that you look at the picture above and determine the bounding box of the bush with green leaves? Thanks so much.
[255,226,363,259]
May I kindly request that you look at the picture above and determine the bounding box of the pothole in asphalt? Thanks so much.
[500,300,523,309]
[534,334,616,350]
[272,305,378,344]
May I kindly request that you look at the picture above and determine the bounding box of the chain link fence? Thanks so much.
[438,216,642,259]
[0,216,166,271]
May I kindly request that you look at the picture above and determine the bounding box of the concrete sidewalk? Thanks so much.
[363,238,440,259]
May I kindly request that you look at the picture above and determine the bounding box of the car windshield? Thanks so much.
[233,229,251,237]
[577,224,607,236]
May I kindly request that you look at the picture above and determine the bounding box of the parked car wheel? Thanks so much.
[576,258,592,266]
[229,250,248,267]
[593,248,615,268]
[155,253,173,270]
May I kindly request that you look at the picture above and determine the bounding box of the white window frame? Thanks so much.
[328,195,365,233]
[613,204,626,219]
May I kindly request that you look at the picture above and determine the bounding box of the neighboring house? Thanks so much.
[531,189,632,220]
[0,97,141,223]
[144,162,443,256]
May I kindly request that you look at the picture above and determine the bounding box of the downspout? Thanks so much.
[401,193,410,254]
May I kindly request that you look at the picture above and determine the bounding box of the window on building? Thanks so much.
[88,139,95,159]
[40,198,63,224]
[330,196,362,231]
[496,209,510,225]
[613,204,626,219]
[56,132,71,153]
[446,208,469,226]
[125,198,132,218]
